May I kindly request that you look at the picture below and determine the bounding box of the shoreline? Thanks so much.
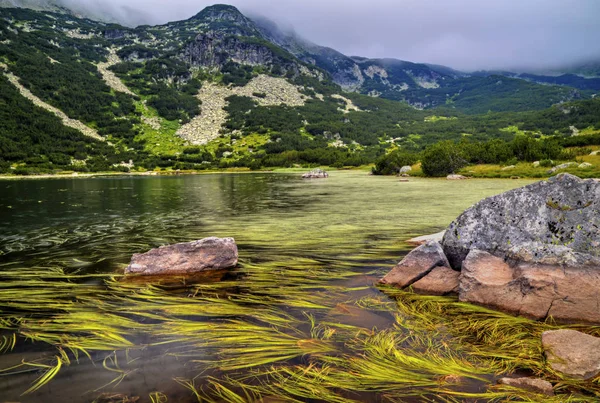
[0,165,570,181]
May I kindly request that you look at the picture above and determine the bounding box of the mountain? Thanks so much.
[254,17,464,96]
[557,60,600,78]
[0,0,64,12]
[0,4,599,175]
[253,16,592,109]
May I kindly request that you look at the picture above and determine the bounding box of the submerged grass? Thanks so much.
[1,263,600,402]
[2,173,600,401]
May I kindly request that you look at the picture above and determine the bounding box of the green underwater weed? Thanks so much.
[1,259,599,402]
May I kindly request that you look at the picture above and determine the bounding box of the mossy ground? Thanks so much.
[133,100,187,156]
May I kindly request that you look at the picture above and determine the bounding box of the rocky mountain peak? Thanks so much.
[178,4,259,37]
[192,4,249,25]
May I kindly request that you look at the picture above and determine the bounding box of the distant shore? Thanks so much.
[1,163,598,180]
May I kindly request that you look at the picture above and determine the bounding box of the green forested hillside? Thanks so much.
[0,5,599,175]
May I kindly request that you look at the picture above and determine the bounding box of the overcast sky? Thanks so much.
[58,0,600,72]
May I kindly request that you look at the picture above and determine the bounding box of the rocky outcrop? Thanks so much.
[497,377,554,396]
[381,174,600,324]
[182,31,300,76]
[125,237,238,275]
[331,94,361,113]
[302,168,328,179]
[542,330,600,380]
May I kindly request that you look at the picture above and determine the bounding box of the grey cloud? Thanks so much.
[56,0,600,72]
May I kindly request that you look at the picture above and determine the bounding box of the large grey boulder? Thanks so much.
[542,330,600,380]
[125,237,238,275]
[442,174,600,269]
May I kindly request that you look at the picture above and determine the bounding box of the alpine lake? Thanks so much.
[0,171,598,402]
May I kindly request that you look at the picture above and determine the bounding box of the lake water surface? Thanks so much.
[0,172,536,402]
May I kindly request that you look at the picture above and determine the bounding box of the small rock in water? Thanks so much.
[406,230,446,246]
[497,377,554,396]
[410,266,459,295]
[379,241,450,288]
[446,174,468,180]
[125,237,238,275]
[542,329,600,380]
[302,168,329,179]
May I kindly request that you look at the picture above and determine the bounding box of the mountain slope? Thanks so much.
[0,4,599,175]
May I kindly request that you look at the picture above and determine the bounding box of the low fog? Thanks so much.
[50,0,600,72]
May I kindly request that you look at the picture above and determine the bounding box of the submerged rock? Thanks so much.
[542,330,600,380]
[497,377,554,396]
[125,237,238,275]
[302,168,328,179]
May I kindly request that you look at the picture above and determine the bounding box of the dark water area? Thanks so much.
[0,172,536,402]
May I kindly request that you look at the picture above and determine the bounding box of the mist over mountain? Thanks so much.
[2,0,600,72]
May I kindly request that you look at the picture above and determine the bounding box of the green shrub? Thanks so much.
[372,150,418,175]
[421,141,468,177]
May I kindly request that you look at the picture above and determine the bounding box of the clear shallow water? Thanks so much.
[0,172,535,402]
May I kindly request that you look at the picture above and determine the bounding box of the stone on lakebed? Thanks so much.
[542,329,600,380]
[125,237,238,275]
[497,377,554,396]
